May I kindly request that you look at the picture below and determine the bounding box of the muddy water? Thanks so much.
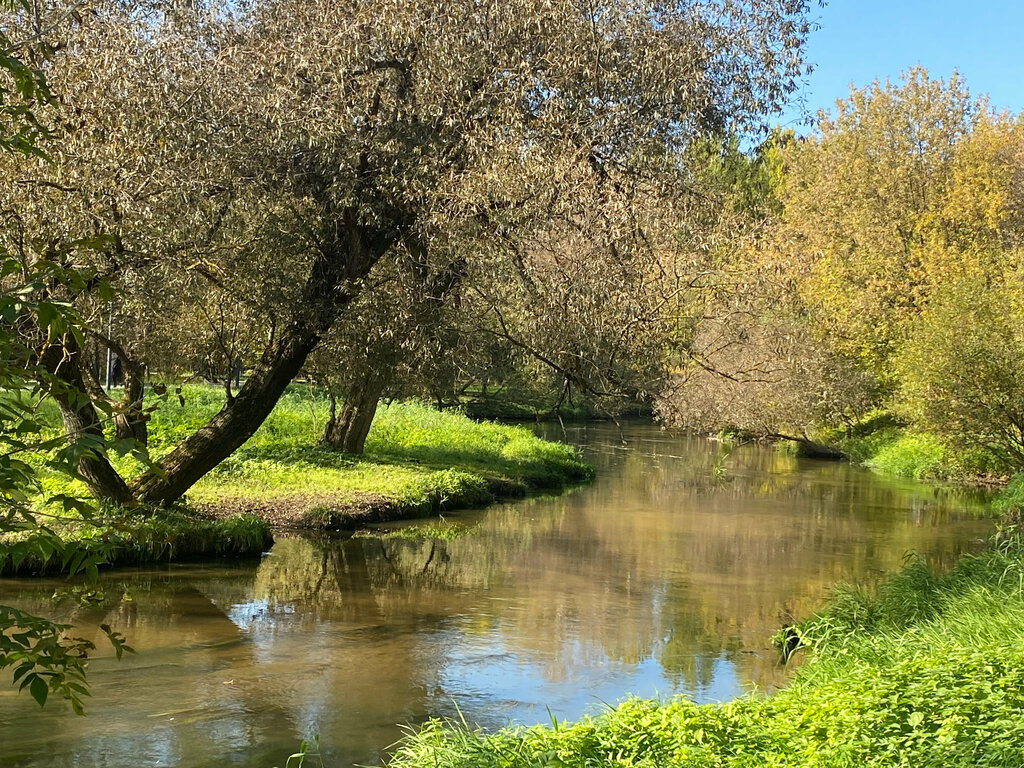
[0,424,993,767]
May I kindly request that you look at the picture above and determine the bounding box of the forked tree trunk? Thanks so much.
[321,372,385,454]
[79,355,149,445]
[111,353,149,445]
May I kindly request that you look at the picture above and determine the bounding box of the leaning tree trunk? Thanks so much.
[39,334,135,504]
[133,323,324,503]
[133,213,398,506]
[321,371,386,454]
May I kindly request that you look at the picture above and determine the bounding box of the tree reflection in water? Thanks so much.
[0,424,991,768]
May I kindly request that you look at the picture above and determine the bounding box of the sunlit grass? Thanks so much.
[33,385,593,520]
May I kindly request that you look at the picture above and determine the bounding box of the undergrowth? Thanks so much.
[835,417,1006,482]
[0,509,271,576]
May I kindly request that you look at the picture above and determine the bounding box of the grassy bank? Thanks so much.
[36,386,593,530]
[795,413,1006,484]
[0,510,272,577]
[386,514,1024,768]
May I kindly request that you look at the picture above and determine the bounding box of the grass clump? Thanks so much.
[863,432,946,480]
[0,509,271,577]
[832,413,1009,482]
[834,422,947,481]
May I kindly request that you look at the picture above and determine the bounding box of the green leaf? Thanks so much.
[29,675,48,707]
[35,301,56,331]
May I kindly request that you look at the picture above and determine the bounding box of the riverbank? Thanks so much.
[815,411,1007,483]
[772,413,1009,485]
[175,391,593,527]
[9,390,592,574]
[386,508,1024,768]
[0,509,273,576]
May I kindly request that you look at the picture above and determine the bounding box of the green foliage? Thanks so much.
[899,277,1024,473]
[0,255,141,710]
[689,128,793,222]
[0,511,271,576]
[276,735,324,768]
[863,433,946,481]
[836,418,1007,482]
[992,473,1024,517]
[0,606,131,716]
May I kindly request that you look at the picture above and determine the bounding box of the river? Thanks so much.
[0,423,993,767]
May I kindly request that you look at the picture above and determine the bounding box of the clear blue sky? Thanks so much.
[777,1,1024,130]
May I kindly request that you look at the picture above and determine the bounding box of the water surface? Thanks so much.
[0,424,992,767]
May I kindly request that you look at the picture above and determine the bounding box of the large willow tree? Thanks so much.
[2,0,816,506]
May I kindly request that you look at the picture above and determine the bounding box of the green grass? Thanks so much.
[862,432,946,480]
[33,385,593,527]
[386,513,1024,768]
[0,509,272,577]
[835,417,1005,482]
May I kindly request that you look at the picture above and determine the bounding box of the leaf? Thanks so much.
[36,301,56,331]
[29,675,48,707]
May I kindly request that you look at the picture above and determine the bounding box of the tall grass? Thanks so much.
[0,510,272,576]
[835,417,1008,482]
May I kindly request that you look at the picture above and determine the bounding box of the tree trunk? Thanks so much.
[134,317,327,503]
[39,336,135,505]
[134,215,397,505]
[113,357,149,445]
[321,372,385,454]
[81,332,150,446]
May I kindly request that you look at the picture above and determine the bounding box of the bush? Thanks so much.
[864,433,946,480]
[899,277,1024,474]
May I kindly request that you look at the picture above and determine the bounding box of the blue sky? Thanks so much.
[777,1,1024,130]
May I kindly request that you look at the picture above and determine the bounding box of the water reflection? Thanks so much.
[0,424,992,767]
